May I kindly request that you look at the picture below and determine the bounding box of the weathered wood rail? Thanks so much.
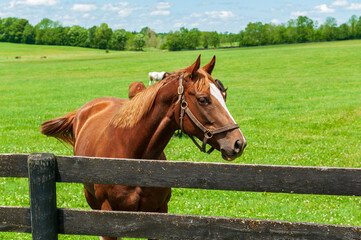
[1,153,360,239]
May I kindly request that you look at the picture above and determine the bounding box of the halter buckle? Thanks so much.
[181,100,188,110]
[178,85,184,95]
[204,130,213,139]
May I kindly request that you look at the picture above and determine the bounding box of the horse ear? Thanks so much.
[202,55,216,75]
[186,54,201,78]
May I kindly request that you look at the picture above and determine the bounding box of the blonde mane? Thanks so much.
[193,68,212,92]
[111,69,213,128]
[111,80,165,128]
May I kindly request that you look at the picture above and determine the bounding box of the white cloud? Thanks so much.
[9,0,57,7]
[82,13,90,18]
[347,3,361,10]
[190,13,202,18]
[151,2,171,16]
[114,23,126,29]
[157,2,170,9]
[205,10,234,19]
[271,19,280,24]
[118,9,133,18]
[189,23,200,28]
[71,4,97,12]
[102,2,129,11]
[101,3,140,18]
[150,10,170,16]
[313,4,335,13]
[332,0,348,6]
[291,11,308,18]
[173,22,184,28]
[209,21,222,25]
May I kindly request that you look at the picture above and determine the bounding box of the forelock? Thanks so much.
[192,69,213,92]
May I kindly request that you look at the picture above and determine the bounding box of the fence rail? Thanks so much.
[0,153,360,239]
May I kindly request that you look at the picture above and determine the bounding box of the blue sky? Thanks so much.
[1,0,360,32]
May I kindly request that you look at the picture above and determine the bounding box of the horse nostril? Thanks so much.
[234,139,247,154]
[234,140,241,153]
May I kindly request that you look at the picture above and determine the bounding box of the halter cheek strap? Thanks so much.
[177,73,240,154]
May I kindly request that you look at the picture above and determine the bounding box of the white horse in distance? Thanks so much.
[148,71,170,86]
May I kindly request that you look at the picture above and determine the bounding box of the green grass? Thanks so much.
[1,40,361,239]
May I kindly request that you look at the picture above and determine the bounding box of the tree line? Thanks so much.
[1,15,361,51]
[239,15,361,46]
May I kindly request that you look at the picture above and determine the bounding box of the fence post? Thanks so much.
[28,153,58,240]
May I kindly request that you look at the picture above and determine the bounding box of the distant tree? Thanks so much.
[94,23,113,49]
[228,33,240,46]
[143,28,160,48]
[337,23,350,40]
[273,24,287,44]
[219,32,228,45]
[166,30,183,50]
[68,25,87,47]
[321,17,338,41]
[261,24,274,45]
[22,23,35,44]
[57,26,70,46]
[140,27,151,36]
[35,18,62,45]
[357,16,361,38]
[201,32,211,48]
[8,18,28,43]
[125,31,135,50]
[86,26,97,48]
[133,33,145,50]
[240,22,263,46]
[285,19,298,43]
[111,29,128,50]
[0,17,17,42]
[209,31,220,48]
[296,16,314,42]
[348,15,358,39]
[181,27,200,49]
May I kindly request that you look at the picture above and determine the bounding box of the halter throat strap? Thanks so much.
[177,73,239,154]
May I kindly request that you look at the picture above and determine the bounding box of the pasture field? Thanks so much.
[1,40,361,239]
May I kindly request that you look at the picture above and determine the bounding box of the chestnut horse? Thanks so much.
[40,55,247,240]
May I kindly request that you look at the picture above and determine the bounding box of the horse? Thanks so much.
[40,55,247,240]
[215,79,228,101]
[148,71,170,86]
[128,81,146,99]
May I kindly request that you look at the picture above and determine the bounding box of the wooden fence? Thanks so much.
[0,153,360,239]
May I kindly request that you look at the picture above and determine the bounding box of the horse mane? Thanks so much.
[111,72,180,128]
[111,69,213,128]
[111,81,163,128]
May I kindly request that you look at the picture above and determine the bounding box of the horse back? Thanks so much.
[73,97,126,156]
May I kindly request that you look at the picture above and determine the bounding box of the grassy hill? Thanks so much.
[1,41,361,239]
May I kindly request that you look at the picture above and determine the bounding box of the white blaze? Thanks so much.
[210,83,236,123]
[210,83,244,137]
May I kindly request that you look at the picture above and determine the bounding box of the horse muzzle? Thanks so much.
[221,137,247,161]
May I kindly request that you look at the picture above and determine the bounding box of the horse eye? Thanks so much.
[197,97,208,105]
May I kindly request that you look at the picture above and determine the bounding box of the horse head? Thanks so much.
[175,55,247,161]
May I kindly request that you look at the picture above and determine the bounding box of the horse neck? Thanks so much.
[132,80,179,159]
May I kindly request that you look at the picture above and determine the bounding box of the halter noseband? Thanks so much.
[177,73,240,154]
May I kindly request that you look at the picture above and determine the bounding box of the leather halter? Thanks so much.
[176,73,240,154]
